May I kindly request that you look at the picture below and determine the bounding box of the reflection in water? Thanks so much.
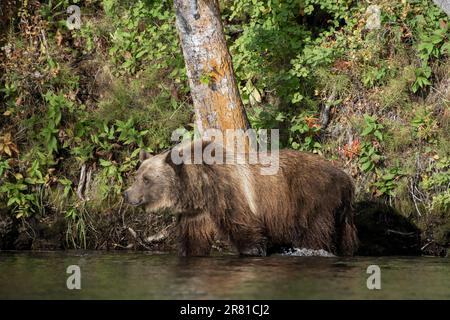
[170,256,358,299]
[0,251,449,299]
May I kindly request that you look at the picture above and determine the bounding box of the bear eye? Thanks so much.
[143,176,150,185]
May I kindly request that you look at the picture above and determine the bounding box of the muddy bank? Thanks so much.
[1,202,447,256]
[0,206,177,251]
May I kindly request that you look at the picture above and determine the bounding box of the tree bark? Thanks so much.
[174,0,250,138]
[433,0,450,17]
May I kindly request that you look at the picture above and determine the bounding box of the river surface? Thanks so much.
[0,251,449,299]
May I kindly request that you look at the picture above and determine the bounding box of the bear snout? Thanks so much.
[123,189,143,206]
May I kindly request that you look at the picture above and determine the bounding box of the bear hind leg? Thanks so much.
[336,205,358,256]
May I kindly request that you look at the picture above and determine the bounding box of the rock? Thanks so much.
[0,209,18,249]
[433,0,450,17]
[365,5,381,30]
[355,201,422,256]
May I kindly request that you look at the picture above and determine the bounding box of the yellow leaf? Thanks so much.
[14,173,23,180]
[4,145,11,156]
[3,110,11,116]
[40,42,46,54]
[56,30,63,46]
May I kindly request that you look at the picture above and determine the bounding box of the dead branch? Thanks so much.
[321,91,336,129]
[76,164,87,201]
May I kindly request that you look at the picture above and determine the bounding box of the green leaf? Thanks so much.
[361,126,373,136]
[99,159,112,167]
[383,173,396,180]
[7,197,18,206]
[361,161,373,172]
[374,130,383,141]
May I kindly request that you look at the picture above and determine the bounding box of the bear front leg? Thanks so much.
[177,212,216,256]
[230,224,267,257]
[239,246,267,256]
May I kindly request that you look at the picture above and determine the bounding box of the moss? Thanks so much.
[392,178,416,219]
[375,77,409,110]
[314,67,352,98]
[383,120,413,155]
[434,219,450,246]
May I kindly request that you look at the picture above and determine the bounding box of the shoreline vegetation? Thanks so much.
[0,0,449,254]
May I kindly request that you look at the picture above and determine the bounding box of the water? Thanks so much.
[0,251,449,299]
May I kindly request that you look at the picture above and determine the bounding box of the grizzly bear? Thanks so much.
[124,140,358,256]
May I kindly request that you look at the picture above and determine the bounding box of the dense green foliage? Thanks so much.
[0,0,449,248]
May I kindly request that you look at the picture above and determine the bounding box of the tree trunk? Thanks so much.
[174,0,250,138]
[433,0,450,17]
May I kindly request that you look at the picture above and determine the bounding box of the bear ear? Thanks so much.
[139,149,151,162]
[165,149,183,174]
[164,139,213,172]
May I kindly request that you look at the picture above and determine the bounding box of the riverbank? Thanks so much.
[1,202,447,257]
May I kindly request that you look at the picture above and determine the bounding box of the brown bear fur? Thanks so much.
[124,141,358,256]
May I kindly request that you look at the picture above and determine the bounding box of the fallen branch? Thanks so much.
[76,164,87,201]
[144,224,173,244]
[113,243,134,249]
[320,91,336,129]
[145,231,169,243]
[127,227,137,239]
[85,166,92,200]
[386,229,417,237]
